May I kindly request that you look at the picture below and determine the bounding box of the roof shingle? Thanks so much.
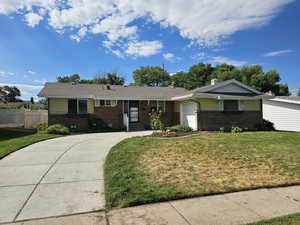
[38,83,188,100]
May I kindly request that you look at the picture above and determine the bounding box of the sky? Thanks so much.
[0,0,299,100]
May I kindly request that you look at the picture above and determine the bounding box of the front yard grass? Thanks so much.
[105,132,300,208]
[247,214,300,225]
[0,128,61,159]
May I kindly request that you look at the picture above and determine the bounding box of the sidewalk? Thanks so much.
[3,185,300,225]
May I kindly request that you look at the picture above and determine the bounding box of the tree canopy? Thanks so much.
[0,86,21,102]
[56,63,290,96]
[133,66,170,86]
[57,74,80,83]
[57,72,125,85]
[170,63,290,96]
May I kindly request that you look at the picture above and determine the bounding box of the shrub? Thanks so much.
[255,119,275,131]
[231,126,243,134]
[149,112,164,130]
[34,122,47,132]
[167,125,193,132]
[88,118,107,130]
[46,124,70,135]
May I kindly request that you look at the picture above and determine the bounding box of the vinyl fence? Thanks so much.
[0,109,48,129]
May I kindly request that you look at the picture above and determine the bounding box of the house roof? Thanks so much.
[38,79,263,101]
[171,79,263,100]
[38,83,188,100]
[266,96,300,105]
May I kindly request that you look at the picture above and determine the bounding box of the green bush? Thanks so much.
[88,118,107,130]
[46,124,70,135]
[255,119,275,131]
[167,125,193,132]
[34,122,48,132]
[231,126,243,134]
[219,127,225,133]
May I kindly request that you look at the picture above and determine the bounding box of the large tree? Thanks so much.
[174,63,290,96]
[92,72,125,85]
[0,86,21,102]
[57,74,80,83]
[57,73,125,85]
[184,63,214,90]
[133,66,170,86]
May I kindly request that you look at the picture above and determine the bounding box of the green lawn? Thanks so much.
[0,129,61,159]
[247,214,300,225]
[105,132,300,208]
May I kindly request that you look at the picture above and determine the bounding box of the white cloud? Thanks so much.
[208,56,247,67]
[27,70,36,75]
[191,52,206,60]
[25,12,43,27]
[163,53,174,61]
[125,41,163,57]
[0,0,294,56]
[0,71,14,77]
[263,49,293,57]
[33,79,47,84]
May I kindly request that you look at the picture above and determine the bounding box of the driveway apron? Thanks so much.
[0,131,151,223]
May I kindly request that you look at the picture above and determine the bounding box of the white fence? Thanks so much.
[0,109,48,129]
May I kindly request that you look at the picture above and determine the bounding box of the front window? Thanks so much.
[223,100,239,112]
[78,100,87,114]
[68,99,88,114]
[68,99,77,114]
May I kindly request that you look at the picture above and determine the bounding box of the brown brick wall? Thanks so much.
[49,100,179,131]
[139,101,178,128]
[93,101,123,129]
[197,111,263,131]
[48,114,91,131]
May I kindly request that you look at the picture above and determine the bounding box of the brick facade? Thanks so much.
[197,111,263,131]
[93,101,123,129]
[48,114,91,131]
[48,100,179,131]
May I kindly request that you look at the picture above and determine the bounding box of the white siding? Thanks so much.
[212,83,252,94]
[263,100,300,132]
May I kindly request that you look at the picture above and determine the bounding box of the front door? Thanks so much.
[129,101,139,123]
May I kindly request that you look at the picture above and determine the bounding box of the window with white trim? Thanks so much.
[95,100,117,107]
[222,100,240,112]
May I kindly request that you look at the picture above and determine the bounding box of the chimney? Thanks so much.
[211,79,219,86]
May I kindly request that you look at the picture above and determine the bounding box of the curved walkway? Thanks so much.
[0,131,151,224]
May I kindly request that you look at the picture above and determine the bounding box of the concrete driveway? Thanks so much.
[0,131,151,224]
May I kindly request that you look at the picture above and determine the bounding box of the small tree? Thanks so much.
[149,111,164,130]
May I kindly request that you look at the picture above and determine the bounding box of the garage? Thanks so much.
[180,102,198,130]
[263,97,300,132]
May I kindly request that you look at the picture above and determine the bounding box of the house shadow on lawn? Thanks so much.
[0,128,35,141]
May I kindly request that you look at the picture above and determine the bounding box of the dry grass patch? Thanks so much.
[105,132,300,208]
[140,144,294,194]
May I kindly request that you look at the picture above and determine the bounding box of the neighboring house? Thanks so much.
[38,79,265,131]
[263,96,300,132]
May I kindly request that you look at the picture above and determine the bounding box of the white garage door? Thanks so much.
[180,102,198,130]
